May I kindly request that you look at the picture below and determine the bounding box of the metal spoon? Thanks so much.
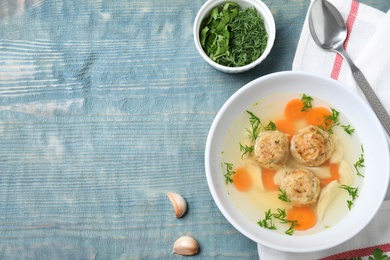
[309,0,390,135]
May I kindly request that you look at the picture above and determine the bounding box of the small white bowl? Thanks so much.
[193,0,276,74]
[205,71,390,252]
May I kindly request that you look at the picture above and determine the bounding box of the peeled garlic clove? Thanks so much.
[173,236,199,256]
[166,192,187,218]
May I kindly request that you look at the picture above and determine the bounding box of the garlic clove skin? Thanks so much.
[166,192,187,218]
[173,236,199,256]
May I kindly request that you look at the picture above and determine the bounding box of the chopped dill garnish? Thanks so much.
[346,200,354,210]
[285,220,298,236]
[200,3,268,67]
[341,124,355,135]
[339,185,359,210]
[322,107,340,134]
[354,145,365,177]
[277,188,291,203]
[272,208,298,236]
[328,108,340,125]
[220,7,268,67]
[223,162,235,184]
[316,106,355,135]
[264,121,276,131]
[301,94,313,111]
[257,208,298,236]
[239,143,254,158]
[339,185,359,200]
[245,110,276,141]
[257,209,276,230]
[246,110,262,141]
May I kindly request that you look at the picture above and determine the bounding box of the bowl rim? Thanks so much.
[204,71,390,252]
[193,0,276,74]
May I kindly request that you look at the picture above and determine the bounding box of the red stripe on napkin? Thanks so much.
[320,243,390,260]
[330,0,360,80]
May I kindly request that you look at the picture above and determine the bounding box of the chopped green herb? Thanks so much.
[272,208,287,222]
[264,121,276,131]
[284,221,298,236]
[346,200,354,211]
[277,188,291,203]
[223,162,235,184]
[339,185,359,200]
[339,184,359,210]
[246,110,262,141]
[341,124,355,135]
[200,3,238,61]
[200,3,268,67]
[354,145,365,177]
[301,94,313,111]
[257,209,276,230]
[239,143,254,158]
[321,107,340,134]
[245,110,276,141]
[257,208,298,236]
[316,106,356,135]
[272,208,298,236]
[328,108,340,125]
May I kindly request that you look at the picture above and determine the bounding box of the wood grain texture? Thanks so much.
[0,0,388,259]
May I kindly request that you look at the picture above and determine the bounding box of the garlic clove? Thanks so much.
[173,235,199,256]
[166,192,187,218]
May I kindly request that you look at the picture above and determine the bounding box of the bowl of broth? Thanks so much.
[204,71,389,252]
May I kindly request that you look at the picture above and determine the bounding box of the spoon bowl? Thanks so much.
[308,0,390,136]
[309,0,346,50]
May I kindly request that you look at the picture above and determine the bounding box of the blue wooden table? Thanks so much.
[0,0,388,259]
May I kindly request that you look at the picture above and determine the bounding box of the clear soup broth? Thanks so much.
[221,92,364,236]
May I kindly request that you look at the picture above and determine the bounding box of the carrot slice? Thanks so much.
[305,107,332,129]
[233,167,252,192]
[321,163,340,187]
[287,207,317,231]
[284,99,308,120]
[261,168,278,191]
[274,118,296,141]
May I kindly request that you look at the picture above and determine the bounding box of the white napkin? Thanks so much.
[258,0,390,259]
[293,0,390,113]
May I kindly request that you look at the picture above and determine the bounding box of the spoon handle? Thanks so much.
[337,48,390,136]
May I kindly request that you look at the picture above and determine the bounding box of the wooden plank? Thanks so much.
[0,0,388,258]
